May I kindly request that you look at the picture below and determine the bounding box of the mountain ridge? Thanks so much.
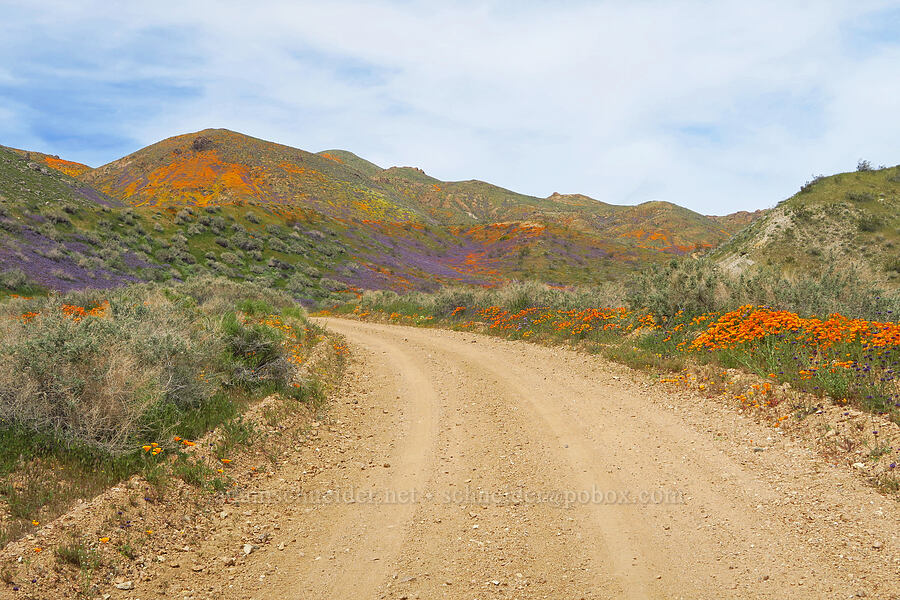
[2,128,775,299]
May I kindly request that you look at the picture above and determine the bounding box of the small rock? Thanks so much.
[114,581,134,590]
[191,564,204,572]
[219,511,229,519]
[243,544,254,555]
[222,556,236,566]
[277,543,285,551]
[169,562,180,568]
[852,462,867,470]
[872,541,883,549]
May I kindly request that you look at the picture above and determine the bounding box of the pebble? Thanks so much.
[243,544,254,555]
[114,581,134,590]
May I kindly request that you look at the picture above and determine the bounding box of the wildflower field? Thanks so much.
[332,282,900,420]
[0,277,325,545]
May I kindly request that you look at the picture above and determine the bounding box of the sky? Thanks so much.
[1,1,899,215]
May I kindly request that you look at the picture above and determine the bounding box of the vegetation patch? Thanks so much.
[327,267,900,423]
[0,277,325,546]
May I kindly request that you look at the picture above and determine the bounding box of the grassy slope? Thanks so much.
[713,165,900,288]
[0,145,157,293]
[317,149,384,176]
[7,147,93,178]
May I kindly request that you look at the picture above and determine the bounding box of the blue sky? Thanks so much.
[1,0,898,214]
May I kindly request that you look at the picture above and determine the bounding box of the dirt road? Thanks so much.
[133,318,900,599]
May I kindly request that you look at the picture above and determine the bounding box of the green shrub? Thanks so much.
[0,267,30,290]
[0,277,306,454]
[625,259,724,318]
[846,191,876,203]
[858,215,882,232]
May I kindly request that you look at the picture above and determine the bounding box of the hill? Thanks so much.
[81,129,753,275]
[8,147,93,178]
[0,145,155,292]
[713,165,900,288]
[2,129,767,299]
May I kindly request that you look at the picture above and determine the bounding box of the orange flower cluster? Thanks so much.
[256,314,306,364]
[450,305,630,337]
[141,442,163,456]
[689,305,900,352]
[61,301,109,321]
[19,301,109,323]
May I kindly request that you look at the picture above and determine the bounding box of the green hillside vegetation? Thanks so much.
[0,145,157,293]
[0,277,328,544]
[714,163,900,289]
[316,149,384,176]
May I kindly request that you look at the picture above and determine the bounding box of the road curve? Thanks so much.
[147,318,899,599]
[289,318,899,599]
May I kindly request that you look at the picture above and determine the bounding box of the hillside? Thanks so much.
[8,147,93,178]
[0,145,158,292]
[80,129,753,277]
[2,128,766,299]
[713,165,900,288]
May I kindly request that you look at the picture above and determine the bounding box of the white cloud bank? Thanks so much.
[1,0,898,213]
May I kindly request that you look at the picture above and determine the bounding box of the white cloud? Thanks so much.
[1,0,899,213]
